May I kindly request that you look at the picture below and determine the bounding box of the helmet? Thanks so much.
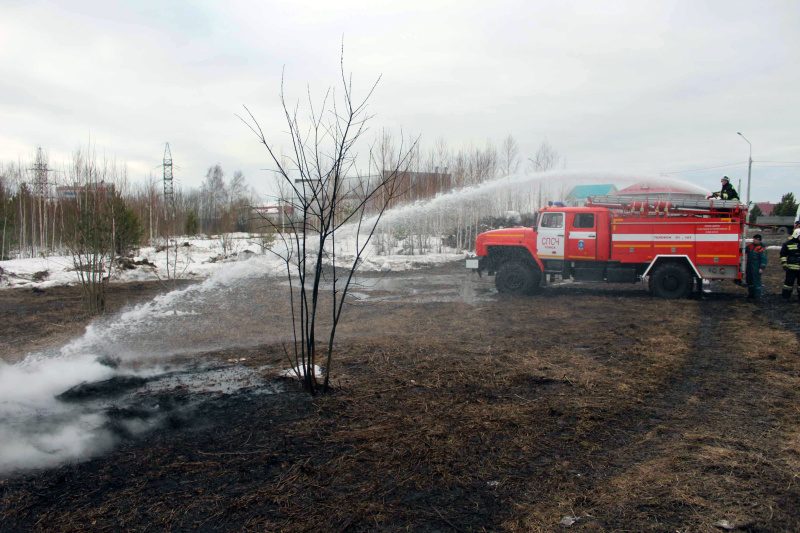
[721,176,729,182]
[793,228,800,239]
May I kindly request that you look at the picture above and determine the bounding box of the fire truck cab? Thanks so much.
[466,195,746,299]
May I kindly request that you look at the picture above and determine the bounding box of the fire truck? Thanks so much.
[465,195,747,299]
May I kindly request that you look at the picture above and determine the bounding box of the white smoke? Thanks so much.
[0,255,286,476]
[0,355,117,473]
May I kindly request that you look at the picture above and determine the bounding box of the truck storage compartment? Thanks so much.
[573,267,605,282]
[606,268,637,283]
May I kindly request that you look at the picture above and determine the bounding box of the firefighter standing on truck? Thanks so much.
[780,228,800,301]
[746,234,768,299]
[710,176,739,201]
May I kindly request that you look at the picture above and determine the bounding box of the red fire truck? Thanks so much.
[466,195,747,298]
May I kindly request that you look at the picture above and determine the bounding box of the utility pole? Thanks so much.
[737,132,753,282]
[737,132,752,216]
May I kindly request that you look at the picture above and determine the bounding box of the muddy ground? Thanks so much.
[3,246,800,532]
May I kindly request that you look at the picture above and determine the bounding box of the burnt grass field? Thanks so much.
[3,246,800,532]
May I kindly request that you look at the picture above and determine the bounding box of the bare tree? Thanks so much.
[240,53,416,395]
[376,130,397,179]
[0,163,22,260]
[525,139,563,211]
[30,148,52,256]
[201,164,227,234]
[62,148,116,315]
[154,180,194,286]
[229,170,251,231]
[434,137,450,173]
[229,170,247,202]
[528,138,561,172]
[500,134,520,176]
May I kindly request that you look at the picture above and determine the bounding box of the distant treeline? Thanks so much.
[0,136,566,259]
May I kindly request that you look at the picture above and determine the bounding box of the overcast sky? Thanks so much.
[2,0,798,202]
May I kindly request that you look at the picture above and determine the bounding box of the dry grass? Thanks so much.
[3,258,800,531]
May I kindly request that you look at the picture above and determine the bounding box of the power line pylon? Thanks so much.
[29,147,53,198]
[163,142,174,209]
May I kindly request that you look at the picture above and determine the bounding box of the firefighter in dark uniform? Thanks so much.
[780,228,800,300]
[746,234,768,299]
[711,176,739,201]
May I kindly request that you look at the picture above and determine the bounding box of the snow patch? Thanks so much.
[279,365,324,380]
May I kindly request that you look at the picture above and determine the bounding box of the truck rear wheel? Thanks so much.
[649,263,692,299]
[495,261,541,295]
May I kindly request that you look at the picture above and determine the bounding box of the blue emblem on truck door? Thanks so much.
[578,240,585,250]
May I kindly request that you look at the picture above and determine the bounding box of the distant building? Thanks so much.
[251,204,295,232]
[56,182,115,201]
[252,205,295,217]
[564,184,618,206]
[614,181,706,200]
[381,169,453,210]
[755,202,775,216]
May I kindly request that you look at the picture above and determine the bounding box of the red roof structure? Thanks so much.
[755,202,775,216]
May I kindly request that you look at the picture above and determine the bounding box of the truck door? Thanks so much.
[537,212,565,259]
[567,212,597,260]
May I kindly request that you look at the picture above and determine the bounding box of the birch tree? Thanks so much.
[240,52,416,395]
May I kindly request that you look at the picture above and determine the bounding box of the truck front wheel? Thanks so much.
[649,263,692,299]
[495,261,541,295]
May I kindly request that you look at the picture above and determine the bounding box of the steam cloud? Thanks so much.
[0,355,117,474]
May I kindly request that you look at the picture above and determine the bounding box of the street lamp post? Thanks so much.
[737,132,753,284]
[737,132,752,213]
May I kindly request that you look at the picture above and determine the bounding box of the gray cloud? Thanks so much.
[1,0,798,201]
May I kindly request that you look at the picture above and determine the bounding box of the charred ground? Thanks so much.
[3,248,800,532]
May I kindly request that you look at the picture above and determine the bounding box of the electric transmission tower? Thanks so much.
[163,142,174,208]
[29,147,53,198]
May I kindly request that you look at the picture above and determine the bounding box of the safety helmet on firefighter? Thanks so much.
[721,176,729,182]
[793,228,800,239]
